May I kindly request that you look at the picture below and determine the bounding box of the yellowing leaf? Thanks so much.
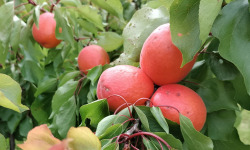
[18,124,61,150]
[0,73,29,113]
[67,127,101,150]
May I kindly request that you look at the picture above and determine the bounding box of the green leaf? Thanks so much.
[112,6,169,66]
[0,74,29,113]
[102,142,119,150]
[97,32,123,52]
[54,8,75,48]
[212,0,250,95]
[80,99,109,128]
[50,80,78,118]
[207,110,236,140]
[154,132,183,150]
[232,74,250,110]
[10,16,22,50]
[143,137,159,150]
[33,5,40,28]
[0,133,7,150]
[78,19,98,35]
[135,106,166,132]
[61,0,81,6]
[150,107,169,133]
[31,94,53,124]
[91,0,123,19]
[180,114,214,150]
[20,60,44,84]
[199,0,223,43]
[0,1,14,44]
[35,78,58,97]
[170,0,222,66]
[55,96,76,138]
[98,123,124,140]
[77,5,104,31]
[59,71,80,87]
[235,109,250,145]
[204,38,239,81]
[158,0,174,10]
[213,129,250,150]
[197,78,238,112]
[18,117,33,137]
[87,65,103,86]
[96,115,117,137]
[134,106,150,132]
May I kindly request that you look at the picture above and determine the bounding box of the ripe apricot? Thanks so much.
[140,23,197,86]
[32,12,61,48]
[150,84,207,131]
[77,45,110,74]
[97,65,154,112]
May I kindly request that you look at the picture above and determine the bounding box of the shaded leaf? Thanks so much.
[19,116,33,137]
[180,114,214,150]
[211,0,250,95]
[31,94,53,124]
[143,137,158,150]
[112,6,169,66]
[67,127,101,150]
[207,110,236,140]
[98,123,123,140]
[0,74,29,113]
[87,65,103,86]
[213,129,250,150]
[35,78,58,97]
[80,99,109,128]
[197,78,238,112]
[55,96,76,138]
[204,38,239,81]
[232,74,250,110]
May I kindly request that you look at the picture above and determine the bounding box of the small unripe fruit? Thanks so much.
[32,12,62,48]
[97,65,154,112]
[150,84,207,131]
[140,23,197,85]
[77,45,110,74]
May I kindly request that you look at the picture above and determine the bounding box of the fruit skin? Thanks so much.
[78,45,110,74]
[140,23,197,86]
[97,65,154,112]
[32,12,61,48]
[150,84,207,131]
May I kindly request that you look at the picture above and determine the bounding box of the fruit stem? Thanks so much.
[107,94,133,118]
[27,0,46,12]
[127,132,172,150]
[50,0,60,12]
[14,2,29,9]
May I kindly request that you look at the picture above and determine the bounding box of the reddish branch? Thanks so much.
[27,0,46,12]
[50,0,61,12]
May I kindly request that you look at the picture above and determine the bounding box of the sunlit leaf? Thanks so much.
[18,124,61,150]
[67,127,101,150]
[0,74,29,113]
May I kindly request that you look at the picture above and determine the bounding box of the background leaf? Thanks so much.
[112,6,169,66]
[96,32,123,52]
[212,0,250,95]
[197,78,238,112]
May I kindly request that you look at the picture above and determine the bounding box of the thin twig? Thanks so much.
[50,0,61,12]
